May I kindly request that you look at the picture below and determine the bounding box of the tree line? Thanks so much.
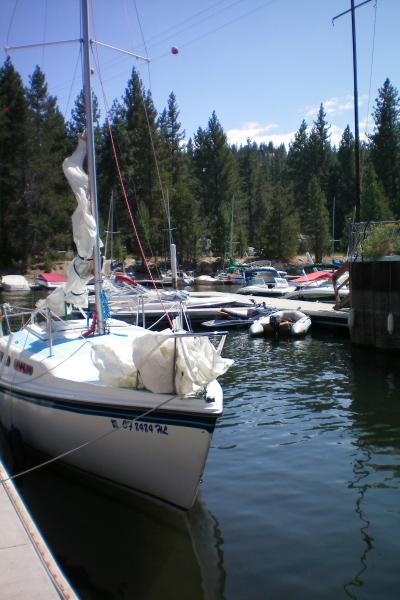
[1,56,399,270]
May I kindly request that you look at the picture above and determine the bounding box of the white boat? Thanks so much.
[237,275,297,297]
[1,275,30,293]
[285,280,349,301]
[249,309,312,337]
[194,274,221,286]
[0,2,233,510]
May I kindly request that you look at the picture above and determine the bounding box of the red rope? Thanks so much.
[89,0,173,328]
[82,312,97,338]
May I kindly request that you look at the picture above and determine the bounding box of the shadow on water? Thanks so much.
[0,436,226,600]
[343,346,400,599]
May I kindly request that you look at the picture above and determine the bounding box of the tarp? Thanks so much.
[290,271,332,284]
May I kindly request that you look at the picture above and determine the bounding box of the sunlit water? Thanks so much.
[1,289,400,599]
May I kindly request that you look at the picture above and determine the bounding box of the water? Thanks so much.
[1,291,400,599]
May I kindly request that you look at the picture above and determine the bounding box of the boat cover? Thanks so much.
[92,329,233,396]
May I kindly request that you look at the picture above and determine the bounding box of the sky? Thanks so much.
[1,0,399,150]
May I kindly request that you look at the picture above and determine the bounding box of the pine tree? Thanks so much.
[68,89,100,137]
[305,177,330,262]
[361,160,393,222]
[335,125,356,238]
[105,68,164,258]
[24,66,70,261]
[193,111,236,255]
[259,184,300,259]
[0,58,29,266]
[369,78,400,216]
[287,119,310,221]
[308,103,333,192]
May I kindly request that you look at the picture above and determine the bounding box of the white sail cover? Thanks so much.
[37,137,97,315]
[92,329,233,396]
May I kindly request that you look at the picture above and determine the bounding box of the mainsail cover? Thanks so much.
[38,136,97,315]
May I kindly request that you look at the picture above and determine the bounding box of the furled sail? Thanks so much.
[37,136,98,315]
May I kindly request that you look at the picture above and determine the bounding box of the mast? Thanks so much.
[81,0,105,334]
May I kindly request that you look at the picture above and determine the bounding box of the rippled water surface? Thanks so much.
[1,295,400,599]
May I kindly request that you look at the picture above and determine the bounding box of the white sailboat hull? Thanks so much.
[0,387,217,509]
[0,320,224,509]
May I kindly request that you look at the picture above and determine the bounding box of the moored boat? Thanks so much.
[36,272,67,289]
[1,275,30,293]
[249,309,312,337]
[0,0,233,511]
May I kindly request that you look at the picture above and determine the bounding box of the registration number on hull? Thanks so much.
[111,419,168,435]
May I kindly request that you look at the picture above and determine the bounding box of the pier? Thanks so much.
[0,460,76,599]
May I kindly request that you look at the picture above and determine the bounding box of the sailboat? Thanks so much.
[0,0,232,510]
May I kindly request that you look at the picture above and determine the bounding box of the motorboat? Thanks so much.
[1,275,30,293]
[249,309,312,337]
[237,272,297,297]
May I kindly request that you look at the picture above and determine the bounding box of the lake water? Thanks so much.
[1,290,400,599]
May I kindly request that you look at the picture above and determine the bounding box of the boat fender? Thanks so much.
[348,308,355,329]
[387,312,394,335]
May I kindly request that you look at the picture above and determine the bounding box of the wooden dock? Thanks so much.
[0,460,77,599]
[133,293,350,329]
[247,295,350,329]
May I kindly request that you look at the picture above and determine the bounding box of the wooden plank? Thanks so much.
[0,461,77,599]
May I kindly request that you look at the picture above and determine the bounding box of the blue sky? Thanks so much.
[1,0,399,149]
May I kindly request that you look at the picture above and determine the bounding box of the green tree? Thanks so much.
[287,119,310,222]
[369,78,400,216]
[361,160,393,222]
[259,184,300,259]
[305,177,330,262]
[68,88,100,137]
[0,58,28,266]
[335,125,356,240]
[193,111,236,255]
[24,66,70,260]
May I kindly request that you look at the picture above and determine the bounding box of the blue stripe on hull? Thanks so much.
[0,386,218,433]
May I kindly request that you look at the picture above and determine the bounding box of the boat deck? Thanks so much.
[0,461,76,599]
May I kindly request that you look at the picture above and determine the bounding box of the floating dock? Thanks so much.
[0,460,77,599]
[132,293,350,329]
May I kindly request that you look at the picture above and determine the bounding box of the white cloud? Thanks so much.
[225,121,370,150]
[305,94,368,119]
[227,122,294,147]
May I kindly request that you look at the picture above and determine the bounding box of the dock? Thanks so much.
[125,293,350,329]
[247,295,350,329]
[0,460,77,599]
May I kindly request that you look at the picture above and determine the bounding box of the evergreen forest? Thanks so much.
[1,56,399,270]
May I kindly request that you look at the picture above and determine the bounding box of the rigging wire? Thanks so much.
[153,0,278,60]
[358,0,378,188]
[41,0,48,70]
[130,0,170,235]
[89,0,174,327]
[141,0,249,52]
[363,0,378,140]
[132,0,235,49]
[0,394,175,483]
[132,0,152,90]
[5,0,20,50]
[63,46,82,121]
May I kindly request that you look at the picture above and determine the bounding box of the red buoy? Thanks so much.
[171,46,179,55]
